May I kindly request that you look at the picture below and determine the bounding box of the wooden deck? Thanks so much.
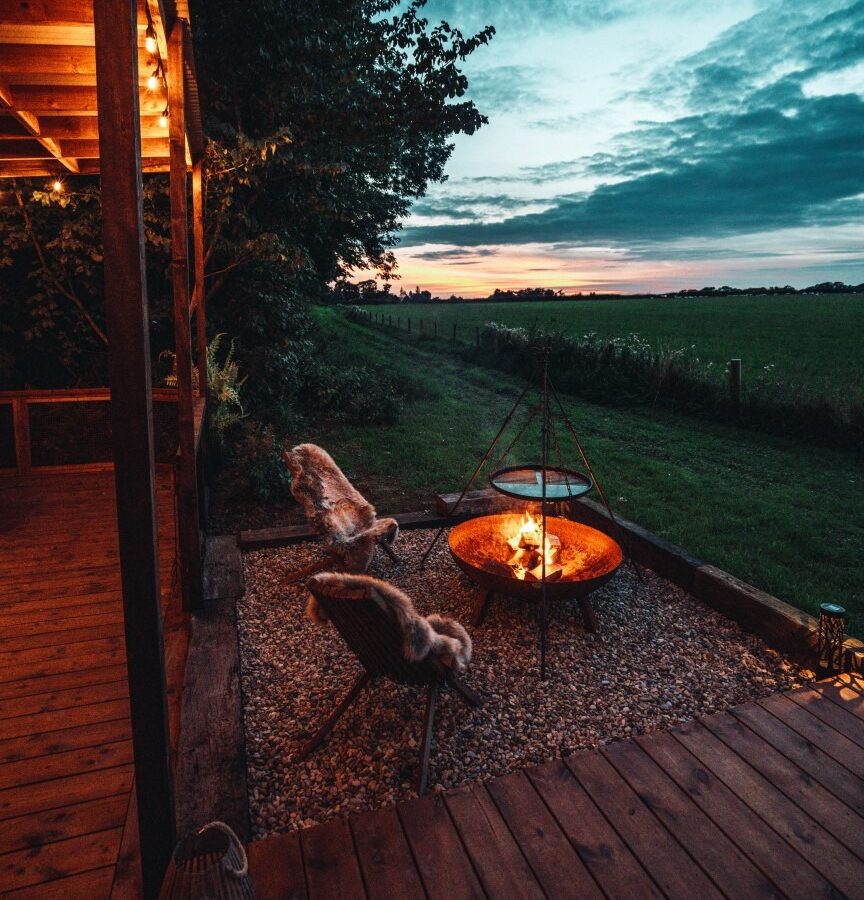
[0,471,186,899]
[249,675,864,900]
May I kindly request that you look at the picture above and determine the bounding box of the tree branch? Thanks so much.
[13,186,109,347]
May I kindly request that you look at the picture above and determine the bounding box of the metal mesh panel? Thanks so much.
[29,401,113,467]
[22,396,179,468]
[0,403,14,469]
[153,400,179,463]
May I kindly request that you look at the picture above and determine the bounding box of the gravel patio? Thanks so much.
[238,527,806,839]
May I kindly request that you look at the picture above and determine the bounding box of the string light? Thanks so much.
[52,179,63,193]
[147,68,160,92]
[145,25,158,55]
[159,107,170,129]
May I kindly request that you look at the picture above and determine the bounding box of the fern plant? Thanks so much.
[206,333,246,435]
[160,333,246,436]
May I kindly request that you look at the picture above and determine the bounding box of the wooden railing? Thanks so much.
[0,387,184,475]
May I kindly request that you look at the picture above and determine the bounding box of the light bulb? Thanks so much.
[145,33,158,54]
[159,110,169,128]
[52,180,63,193]
[147,72,159,92]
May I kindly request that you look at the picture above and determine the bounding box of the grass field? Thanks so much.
[307,307,864,637]
[380,293,864,398]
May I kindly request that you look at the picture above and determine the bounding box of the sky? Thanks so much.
[391,0,864,297]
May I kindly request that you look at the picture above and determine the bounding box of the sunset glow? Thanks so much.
[386,0,864,297]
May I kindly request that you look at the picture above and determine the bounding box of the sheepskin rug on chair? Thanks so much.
[284,443,399,573]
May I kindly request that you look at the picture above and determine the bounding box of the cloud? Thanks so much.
[410,193,541,221]
[410,247,499,261]
[403,90,864,248]
[464,65,548,111]
[423,0,681,33]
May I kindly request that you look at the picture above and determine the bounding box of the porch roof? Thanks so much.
[0,0,204,177]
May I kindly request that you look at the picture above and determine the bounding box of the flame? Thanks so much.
[505,511,559,580]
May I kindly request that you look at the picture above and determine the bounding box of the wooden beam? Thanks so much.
[0,1,147,25]
[19,114,165,139]
[192,158,206,396]
[93,0,175,896]
[0,83,79,172]
[169,18,202,611]
[5,85,164,114]
[56,137,168,158]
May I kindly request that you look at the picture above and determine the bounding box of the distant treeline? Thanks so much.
[334,280,864,305]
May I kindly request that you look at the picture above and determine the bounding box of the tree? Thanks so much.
[0,0,494,401]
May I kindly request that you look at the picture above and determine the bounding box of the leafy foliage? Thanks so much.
[0,0,494,410]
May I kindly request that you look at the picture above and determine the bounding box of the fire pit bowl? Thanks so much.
[448,512,623,604]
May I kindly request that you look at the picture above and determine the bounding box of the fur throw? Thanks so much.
[284,443,399,572]
[306,572,472,672]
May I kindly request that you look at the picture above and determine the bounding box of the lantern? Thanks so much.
[160,821,255,899]
[817,603,846,678]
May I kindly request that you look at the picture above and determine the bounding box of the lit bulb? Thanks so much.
[159,110,169,128]
[147,72,159,92]
[52,180,63,193]
[145,34,158,54]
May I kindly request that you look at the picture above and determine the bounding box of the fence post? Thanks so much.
[729,358,742,409]
[389,314,392,327]
[453,323,457,343]
[420,319,424,335]
[475,326,480,348]
[434,321,438,339]
[408,318,411,334]
[397,316,401,329]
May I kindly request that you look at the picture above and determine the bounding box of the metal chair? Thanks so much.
[297,576,482,794]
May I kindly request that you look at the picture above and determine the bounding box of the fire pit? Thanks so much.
[448,511,623,631]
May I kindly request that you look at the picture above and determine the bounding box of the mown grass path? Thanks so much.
[312,308,864,635]
[379,293,864,398]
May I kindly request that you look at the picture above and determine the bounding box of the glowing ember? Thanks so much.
[505,511,563,581]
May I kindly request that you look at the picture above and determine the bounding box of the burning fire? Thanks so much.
[504,511,562,581]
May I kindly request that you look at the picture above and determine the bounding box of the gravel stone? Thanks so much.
[238,528,806,839]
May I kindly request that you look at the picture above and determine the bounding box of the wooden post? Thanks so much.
[453,323,457,342]
[730,358,742,409]
[170,20,203,611]
[12,396,30,474]
[192,161,206,399]
[93,0,175,895]
[408,318,411,334]
[398,316,401,329]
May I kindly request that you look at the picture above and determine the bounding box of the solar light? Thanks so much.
[817,602,846,677]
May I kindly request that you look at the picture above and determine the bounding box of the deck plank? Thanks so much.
[566,749,723,900]
[350,805,425,900]
[247,829,307,900]
[673,718,864,897]
[300,817,366,900]
[526,758,662,900]
[445,782,545,900]
[638,729,833,899]
[398,792,485,900]
[758,692,864,778]
[602,738,780,898]
[486,769,603,900]
[701,710,864,860]
[0,470,182,900]
[733,700,864,818]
